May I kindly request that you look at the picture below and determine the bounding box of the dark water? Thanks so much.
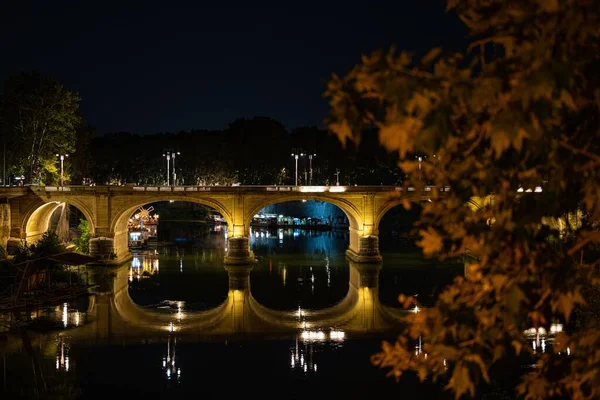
[1,224,471,399]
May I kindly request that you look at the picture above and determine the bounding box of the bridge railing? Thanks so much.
[0,185,452,194]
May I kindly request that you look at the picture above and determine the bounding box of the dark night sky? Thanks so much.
[1,1,467,135]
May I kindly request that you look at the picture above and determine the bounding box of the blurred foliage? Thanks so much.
[326,0,600,398]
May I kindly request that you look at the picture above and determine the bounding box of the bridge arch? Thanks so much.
[22,198,96,244]
[244,194,362,237]
[110,197,234,262]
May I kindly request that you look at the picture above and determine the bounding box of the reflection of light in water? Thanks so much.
[290,336,318,374]
[56,336,70,372]
[278,228,283,243]
[282,266,287,286]
[179,258,183,273]
[177,302,184,321]
[526,323,565,355]
[62,303,68,328]
[74,311,80,327]
[162,335,181,382]
[132,257,141,268]
[325,257,330,287]
[415,336,422,356]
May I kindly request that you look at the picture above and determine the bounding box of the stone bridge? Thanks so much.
[1,185,455,265]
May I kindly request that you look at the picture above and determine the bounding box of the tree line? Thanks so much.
[0,72,402,187]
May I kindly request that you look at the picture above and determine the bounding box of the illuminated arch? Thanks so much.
[244,194,362,237]
[110,197,234,235]
[22,199,96,244]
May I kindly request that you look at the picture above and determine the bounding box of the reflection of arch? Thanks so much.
[69,261,402,341]
[23,199,95,244]
[245,195,361,237]
[110,197,233,234]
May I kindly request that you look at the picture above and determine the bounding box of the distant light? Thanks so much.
[329,186,346,192]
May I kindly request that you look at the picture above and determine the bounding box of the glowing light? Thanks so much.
[301,330,326,341]
[330,330,345,340]
[169,322,175,332]
[74,312,80,327]
[567,347,571,356]
[329,186,346,192]
[550,323,563,334]
[299,186,326,193]
[413,304,420,314]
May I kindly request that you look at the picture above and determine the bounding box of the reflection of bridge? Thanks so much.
[66,259,404,341]
[1,185,460,265]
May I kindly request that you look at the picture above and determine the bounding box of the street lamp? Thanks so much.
[335,169,340,186]
[162,149,180,186]
[56,154,68,187]
[291,148,304,186]
[163,150,171,185]
[172,151,181,186]
[308,152,316,185]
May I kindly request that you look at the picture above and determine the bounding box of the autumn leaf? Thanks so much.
[417,228,444,257]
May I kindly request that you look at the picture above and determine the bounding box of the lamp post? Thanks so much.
[308,152,316,185]
[172,151,181,186]
[291,148,304,186]
[335,169,340,186]
[163,150,171,185]
[56,154,68,187]
[162,149,181,186]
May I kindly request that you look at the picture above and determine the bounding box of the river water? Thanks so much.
[1,224,469,399]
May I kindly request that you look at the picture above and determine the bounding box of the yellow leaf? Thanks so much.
[560,89,577,111]
[402,199,412,210]
[489,130,511,159]
[512,340,523,356]
[417,228,444,257]
[538,0,559,12]
[447,363,475,399]
[556,293,574,323]
[422,47,442,64]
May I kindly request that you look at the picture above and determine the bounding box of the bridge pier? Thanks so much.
[346,235,382,262]
[224,237,256,265]
[89,234,132,266]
